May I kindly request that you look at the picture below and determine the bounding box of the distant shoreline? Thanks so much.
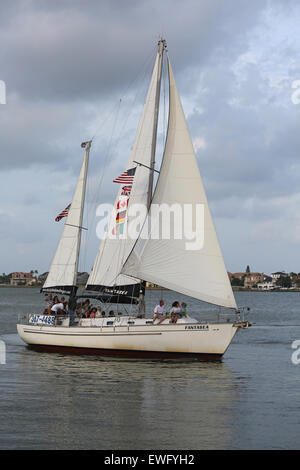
[232,287,300,292]
[0,284,41,288]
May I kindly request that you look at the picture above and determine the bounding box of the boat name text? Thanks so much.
[184,325,209,330]
[104,288,129,295]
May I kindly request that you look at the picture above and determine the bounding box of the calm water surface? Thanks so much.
[0,287,300,450]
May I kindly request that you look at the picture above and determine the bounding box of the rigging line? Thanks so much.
[113,53,160,275]
[114,230,129,287]
[93,50,156,265]
[93,97,123,207]
[81,192,89,275]
[163,52,167,143]
[131,282,137,316]
[50,50,158,288]
[75,146,93,279]
[90,52,157,283]
[87,46,158,289]
[91,46,156,142]
[65,223,87,230]
[113,49,157,145]
[90,99,123,142]
[133,161,160,173]
[117,52,168,281]
[80,224,89,282]
[89,45,156,218]
[84,98,123,276]
[77,146,90,277]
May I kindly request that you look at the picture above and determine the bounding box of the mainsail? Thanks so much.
[121,59,237,309]
[42,141,91,295]
[86,47,164,303]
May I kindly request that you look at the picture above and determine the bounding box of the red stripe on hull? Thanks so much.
[28,344,222,361]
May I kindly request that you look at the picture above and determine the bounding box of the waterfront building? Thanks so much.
[10,272,34,286]
[244,273,264,288]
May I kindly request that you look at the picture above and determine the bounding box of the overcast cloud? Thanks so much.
[1,0,300,275]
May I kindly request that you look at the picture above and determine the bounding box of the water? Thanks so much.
[0,287,300,450]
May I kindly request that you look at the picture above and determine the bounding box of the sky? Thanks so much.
[1,0,300,276]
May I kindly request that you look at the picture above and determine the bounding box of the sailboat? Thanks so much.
[17,40,249,360]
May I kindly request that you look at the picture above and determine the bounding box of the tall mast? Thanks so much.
[146,39,166,209]
[138,40,166,316]
[72,140,92,288]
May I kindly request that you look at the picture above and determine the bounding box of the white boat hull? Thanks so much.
[17,316,240,360]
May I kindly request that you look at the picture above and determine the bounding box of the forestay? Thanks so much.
[86,53,161,297]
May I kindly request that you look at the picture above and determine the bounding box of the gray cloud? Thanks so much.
[1,0,267,102]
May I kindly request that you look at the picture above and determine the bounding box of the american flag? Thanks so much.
[55,204,71,222]
[113,167,136,185]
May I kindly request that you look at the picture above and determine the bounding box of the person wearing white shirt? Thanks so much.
[170,301,181,323]
[152,300,165,324]
[50,302,64,315]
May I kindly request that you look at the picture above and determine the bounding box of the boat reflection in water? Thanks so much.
[15,345,235,449]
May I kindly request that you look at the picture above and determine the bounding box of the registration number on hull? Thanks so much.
[29,315,55,326]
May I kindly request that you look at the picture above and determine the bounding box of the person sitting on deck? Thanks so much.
[170,301,181,323]
[82,300,90,317]
[50,300,65,316]
[108,310,115,317]
[47,296,59,315]
[89,307,97,318]
[60,297,69,314]
[43,294,52,314]
[60,297,68,312]
[95,307,102,318]
[82,305,94,318]
[101,311,106,317]
[75,303,83,317]
[181,302,187,317]
[152,300,165,324]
